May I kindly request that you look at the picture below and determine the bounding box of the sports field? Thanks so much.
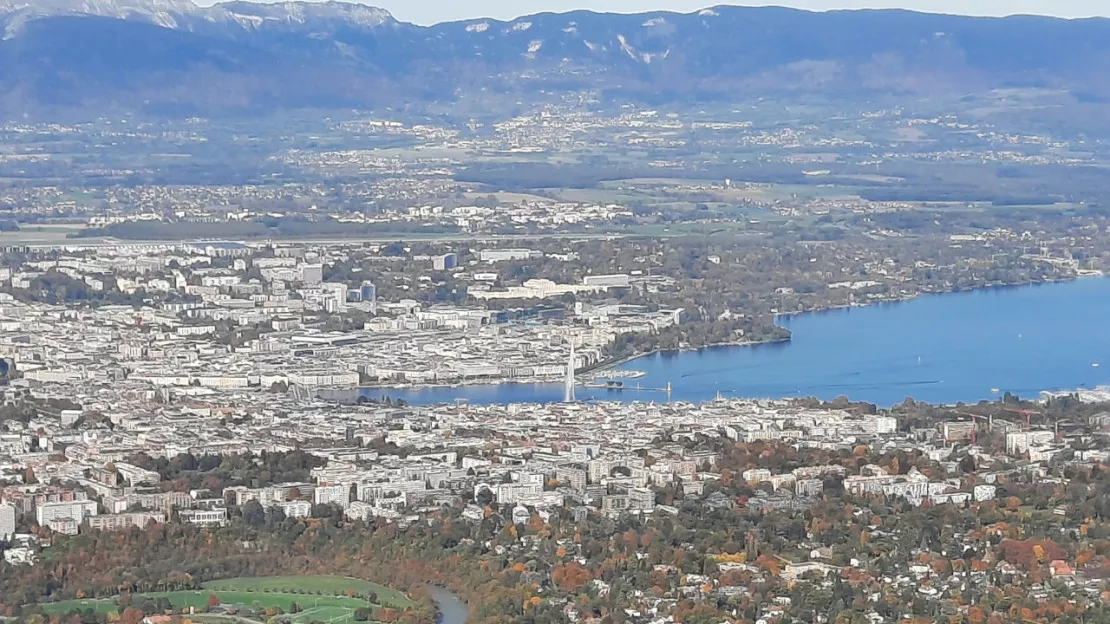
[37,575,411,624]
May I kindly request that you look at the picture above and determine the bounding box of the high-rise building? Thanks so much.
[360,281,377,312]
[0,502,15,540]
[321,282,347,311]
[564,343,576,403]
[300,263,323,284]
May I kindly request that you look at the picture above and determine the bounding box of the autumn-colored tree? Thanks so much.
[999,539,1066,569]
[207,594,221,608]
[120,608,145,624]
[552,562,592,591]
[755,555,781,577]
[1077,549,1095,567]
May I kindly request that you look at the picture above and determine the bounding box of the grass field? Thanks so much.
[37,575,411,624]
[201,576,410,608]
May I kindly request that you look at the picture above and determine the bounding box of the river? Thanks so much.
[365,277,1110,407]
[427,586,468,624]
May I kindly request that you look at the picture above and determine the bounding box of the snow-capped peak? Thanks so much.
[216,1,394,28]
[0,0,395,36]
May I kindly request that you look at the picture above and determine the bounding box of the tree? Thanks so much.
[475,487,494,507]
[207,594,221,609]
[960,455,976,473]
[242,500,266,527]
[353,608,372,621]
[552,562,591,591]
[120,608,145,624]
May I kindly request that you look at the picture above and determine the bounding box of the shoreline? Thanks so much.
[352,272,1105,395]
[585,336,793,375]
[773,275,1092,321]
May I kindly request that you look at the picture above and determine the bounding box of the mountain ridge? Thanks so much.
[2,0,1110,119]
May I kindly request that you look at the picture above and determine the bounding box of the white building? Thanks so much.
[433,253,458,271]
[274,500,312,518]
[36,500,98,527]
[300,263,323,284]
[480,249,540,263]
[346,500,374,522]
[115,462,161,485]
[974,484,998,502]
[582,274,631,288]
[875,416,898,435]
[4,547,35,565]
[0,502,15,540]
[314,484,351,508]
[288,371,359,388]
[511,504,531,525]
[180,508,228,526]
[796,479,824,497]
[742,468,772,483]
[1006,430,1055,455]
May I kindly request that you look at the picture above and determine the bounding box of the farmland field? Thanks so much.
[36,575,412,624]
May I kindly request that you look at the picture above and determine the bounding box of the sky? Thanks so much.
[195,1,1110,25]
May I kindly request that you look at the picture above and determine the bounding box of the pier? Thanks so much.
[581,381,673,398]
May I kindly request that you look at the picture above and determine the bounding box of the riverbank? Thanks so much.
[426,586,467,624]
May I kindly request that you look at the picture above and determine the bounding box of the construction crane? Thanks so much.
[1000,407,1040,430]
[950,413,993,445]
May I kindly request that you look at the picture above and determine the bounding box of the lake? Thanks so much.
[368,277,1110,407]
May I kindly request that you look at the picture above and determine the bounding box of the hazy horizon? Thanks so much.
[189,0,1110,25]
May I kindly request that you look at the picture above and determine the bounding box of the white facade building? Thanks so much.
[0,502,15,540]
[36,500,98,527]
[314,484,351,508]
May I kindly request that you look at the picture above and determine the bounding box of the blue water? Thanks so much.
[369,277,1110,407]
[428,586,467,624]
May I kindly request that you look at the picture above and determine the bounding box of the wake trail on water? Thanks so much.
[714,379,944,394]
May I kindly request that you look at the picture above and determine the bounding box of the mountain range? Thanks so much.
[1,0,1110,119]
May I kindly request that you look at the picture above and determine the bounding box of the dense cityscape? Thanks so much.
[1,232,1110,624]
[4,1,1110,624]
